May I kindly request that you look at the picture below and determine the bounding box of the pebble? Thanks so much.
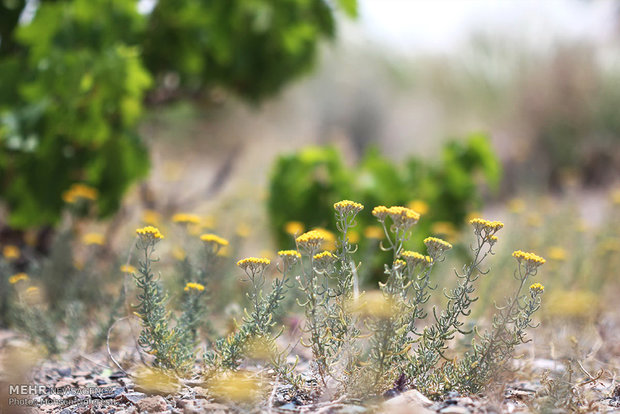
[137,395,168,413]
[119,392,147,405]
[439,406,470,414]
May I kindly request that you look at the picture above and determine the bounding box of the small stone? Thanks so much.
[439,407,470,414]
[118,392,147,405]
[57,368,72,377]
[137,395,168,412]
[96,378,108,386]
[381,389,434,414]
[109,371,127,380]
[73,371,92,378]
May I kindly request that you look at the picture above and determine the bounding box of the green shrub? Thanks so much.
[267,133,501,253]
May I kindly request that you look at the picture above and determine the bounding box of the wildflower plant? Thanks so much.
[120,202,546,403]
[132,226,193,372]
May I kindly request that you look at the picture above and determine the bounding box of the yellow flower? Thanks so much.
[313,228,336,251]
[372,205,390,221]
[313,251,336,268]
[295,230,325,252]
[62,183,98,203]
[407,200,429,215]
[284,221,305,236]
[364,225,384,239]
[9,273,29,284]
[184,282,205,292]
[3,245,20,260]
[200,233,229,247]
[333,200,364,216]
[547,246,566,262]
[142,209,161,226]
[512,250,546,270]
[172,213,201,225]
[529,283,544,294]
[610,188,620,206]
[83,233,105,246]
[237,257,271,273]
[278,250,301,259]
[401,250,433,267]
[387,206,420,229]
[424,237,453,257]
[469,218,504,237]
[136,226,164,241]
[394,259,406,269]
[120,264,137,274]
[278,250,301,267]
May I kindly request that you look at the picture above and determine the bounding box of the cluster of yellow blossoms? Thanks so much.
[529,282,545,294]
[512,250,546,271]
[120,264,137,274]
[172,213,201,225]
[424,236,453,257]
[372,205,420,230]
[236,257,271,273]
[401,250,433,267]
[83,233,105,246]
[9,273,29,284]
[3,245,20,260]
[200,233,229,247]
[469,218,504,244]
[62,183,98,204]
[136,226,164,241]
[184,282,205,292]
[313,251,336,268]
[334,200,364,216]
[296,230,325,251]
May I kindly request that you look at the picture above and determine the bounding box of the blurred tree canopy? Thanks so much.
[0,0,356,229]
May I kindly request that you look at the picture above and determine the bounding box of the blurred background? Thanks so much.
[2,0,620,357]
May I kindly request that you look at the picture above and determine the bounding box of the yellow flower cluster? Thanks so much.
[389,206,421,229]
[3,245,20,260]
[278,250,301,259]
[529,282,545,294]
[83,233,105,246]
[136,226,164,240]
[284,221,305,236]
[313,251,335,260]
[120,264,137,274]
[334,200,364,216]
[512,250,546,270]
[62,183,98,203]
[9,273,29,284]
[401,250,433,267]
[393,259,406,269]
[296,230,325,251]
[373,205,420,229]
[278,250,301,266]
[184,282,205,292]
[470,218,504,239]
[200,233,229,247]
[172,213,201,225]
[313,250,336,269]
[424,237,453,257]
[237,257,271,273]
